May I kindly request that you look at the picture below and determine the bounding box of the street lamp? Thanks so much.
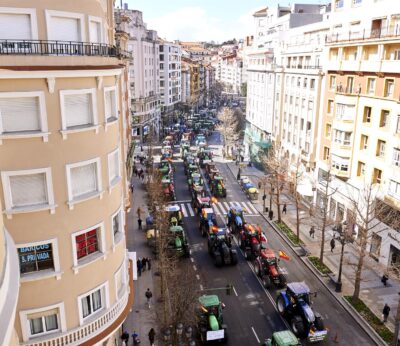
[163,323,195,346]
[334,221,352,292]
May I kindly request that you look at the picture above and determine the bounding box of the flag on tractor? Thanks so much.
[279,250,290,261]
[211,196,218,204]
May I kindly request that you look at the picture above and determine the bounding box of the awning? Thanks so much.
[255,141,271,150]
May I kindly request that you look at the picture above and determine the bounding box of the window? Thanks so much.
[308,101,314,112]
[397,115,400,134]
[329,75,336,90]
[373,168,382,184]
[360,135,368,150]
[325,123,332,138]
[0,8,38,40]
[367,78,376,95]
[66,158,102,206]
[376,140,386,157]
[75,227,99,260]
[111,207,124,247]
[332,156,349,172]
[379,110,389,128]
[384,79,394,97]
[104,87,117,122]
[80,285,106,321]
[45,10,85,42]
[1,168,55,214]
[114,262,127,299]
[29,313,58,336]
[297,77,301,87]
[334,130,352,146]
[363,106,372,123]
[336,103,345,119]
[393,148,400,167]
[0,92,48,138]
[18,243,54,274]
[310,79,315,90]
[389,180,400,198]
[327,100,334,114]
[323,147,330,160]
[108,148,121,188]
[357,161,366,176]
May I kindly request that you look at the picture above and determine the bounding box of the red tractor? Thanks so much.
[239,224,266,260]
[254,248,287,289]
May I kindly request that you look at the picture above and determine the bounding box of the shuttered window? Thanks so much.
[89,21,101,43]
[104,89,117,121]
[9,173,48,207]
[50,16,79,42]
[70,162,98,199]
[108,149,120,184]
[0,13,32,40]
[0,96,41,133]
[64,93,93,129]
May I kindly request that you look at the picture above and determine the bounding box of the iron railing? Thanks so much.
[0,39,132,59]
[325,25,400,43]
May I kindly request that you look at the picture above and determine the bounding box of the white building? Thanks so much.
[217,54,244,95]
[125,9,161,142]
[159,40,182,114]
[181,61,191,105]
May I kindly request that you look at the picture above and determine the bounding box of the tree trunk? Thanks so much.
[296,194,300,242]
[319,182,330,264]
[352,227,367,301]
[276,185,282,223]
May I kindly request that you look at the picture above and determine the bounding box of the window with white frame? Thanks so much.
[367,78,376,95]
[60,89,97,131]
[79,284,108,321]
[88,16,102,43]
[0,8,38,40]
[114,261,127,299]
[332,155,349,172]
[111,207,123,246]
[393,148,400,167]
[108,148,120,187]
[67,158,101,203]
[389,180,400,199]
[1,168,54,213]
[18,242,55,275]
[397,115,400,134]
[75,226,100,261]
[0,92,47,135]
[104,87,118,122]
[45,10,85,42]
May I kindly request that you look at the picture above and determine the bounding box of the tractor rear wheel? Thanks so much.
[278,274,287,288]
[276,295,286,315]
[254,262,261,276]
[230,250,238,265]
[262,275,271,289]
[214,253,223,267]
[240,238,245,250]
[315,316,325,331]
[244,249,251,260]
[291,316,306,338]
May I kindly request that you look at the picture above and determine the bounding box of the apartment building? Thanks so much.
[217,54,244,95]
[181,61,191,105]
[159,40,182,115]
[0,1,133,345]
[122,8,161,142]
[316,0,400,269]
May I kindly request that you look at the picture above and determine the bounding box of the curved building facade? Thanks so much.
[0,1,133,345]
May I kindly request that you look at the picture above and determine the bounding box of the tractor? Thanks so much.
[181,141,190,159]
[239,224,265,260]
[188,172,204,191]
[263,331,301,346]
[199,207,218,237]
[254,248,287,288]
[276,282,328,342]
[167,225,190,258]
[158,160,173,176]
[162,178,175,201]
[227,206,245,234]
[165,205,183,226]
[193,196,212,214]
[186,163,198,178]
[197,295,227,344]
[210,176,227,198]
[207,228,237,267]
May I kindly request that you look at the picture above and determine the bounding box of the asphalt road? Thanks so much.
[169,131,375,346]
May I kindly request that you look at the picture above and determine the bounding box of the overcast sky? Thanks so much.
[120,0,325,43]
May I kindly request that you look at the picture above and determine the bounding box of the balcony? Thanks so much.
[336,84,361,96]
[0,39,132,60]
[326,26,400,44]
[331,141,352,158]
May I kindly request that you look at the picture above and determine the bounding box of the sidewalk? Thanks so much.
[226,161,399,332]
[123,160,159,346]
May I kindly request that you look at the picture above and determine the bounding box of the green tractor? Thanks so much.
[210,176,227,198]
[198,295,227,344]
[168,225,190,258]
[181,141,190,159]
[263,331,301,346]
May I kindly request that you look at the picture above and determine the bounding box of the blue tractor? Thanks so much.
[226,206,245,234]
[276,282,328,343]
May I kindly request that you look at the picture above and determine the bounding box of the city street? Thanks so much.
[164,130,376,345]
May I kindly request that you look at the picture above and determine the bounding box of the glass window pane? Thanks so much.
[45,314,58,331]
[30,317,44,335]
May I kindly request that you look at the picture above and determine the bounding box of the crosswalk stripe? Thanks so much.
[212,204,221,215]
[244,201,259,214]
[229,201,241,208]
[180,203,188,217]
[222,202,230,213]
[187,203,195,217]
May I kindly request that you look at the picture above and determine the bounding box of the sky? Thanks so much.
[121,0,325,43]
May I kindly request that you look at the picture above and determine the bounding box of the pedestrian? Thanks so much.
[133,166,137,177]
[268,209,274,221]
[137,258,142,277]
[381,273,389,287]
[138,218,142,230]
[132,331,140,345]
[330,238,336,252]
[282,203,287,214]
[141,257,147,272]
[145,288,153,308]
[147,257,152,270]
[382,303,390,323]
[309,225,315,238]
[130,182,134,193]
[141,171,145,181]
[137,206,143,219]
[148,328,156,346]
[121,331,129,346]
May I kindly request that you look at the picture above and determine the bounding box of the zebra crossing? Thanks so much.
[175,200,260,218]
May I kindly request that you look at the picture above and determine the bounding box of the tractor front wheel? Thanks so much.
[262,275,271,289]
[230,250,238,265]
[291,316,306,338]
[278,274,287,288]
[214,253,223,267]
[276,295,286,315]
[254,262,261,276]
[315,316,325,331]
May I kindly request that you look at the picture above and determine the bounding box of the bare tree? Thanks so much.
[289,158,306,243]
[216,107,241,158]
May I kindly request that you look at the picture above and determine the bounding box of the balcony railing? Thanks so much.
[336,84,361,95]
[326,25,400,43]
[0,39,132,59]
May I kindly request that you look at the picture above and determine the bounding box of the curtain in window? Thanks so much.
[105,90,115,120]
[45,314,58,331]
[92,289,102,312]
[113,213,120,236]
[29,317,44,335]
[109,150,119,182]
[71,163,97,198]
[82,295,91,318]
[64,93,92,128]
[10,173,48,207]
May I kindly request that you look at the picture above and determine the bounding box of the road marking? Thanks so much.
[244,201,259,214]
[193,265,197,271]
[167,199,191,203]
[187,203,195,217]
[190,257,194,263]
[200,284,204,291]
[251,327,260,343]
[223,202,230,212]
[196,274,200,280]
[180,203,188,217]
[212,204,222,215]
[232,286,238,297]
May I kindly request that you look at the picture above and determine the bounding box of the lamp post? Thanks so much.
[163,323,196,346]
[334,222,352,292]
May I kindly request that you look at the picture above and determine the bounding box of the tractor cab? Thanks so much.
[187,164,198,177]
[162,178,175,201]
[260,248,278,265]
[194,196,211,212]
[199,207,217,237]
[211,176,226,198]
[264,331,301,346]
[168,225,190,258]
[165,205,183,226]
[227,206,245,233]
[198,295,227,343]
[286,282,312,306]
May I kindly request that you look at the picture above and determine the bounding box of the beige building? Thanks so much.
[0,1,133,345]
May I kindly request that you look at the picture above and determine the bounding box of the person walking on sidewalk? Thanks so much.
[141,257,147,272]
[121,331,129,346]
[137,258,142,277]
[330,238,336,252]
[309,226,315,238]
[268,209,274,221]
[145,288,153,308]
[381,273,389,287]
[147,257,152,270]
[148,328,156,346]
[137,218,142,230]
[382,303,390,323]
[282,203,287,214]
